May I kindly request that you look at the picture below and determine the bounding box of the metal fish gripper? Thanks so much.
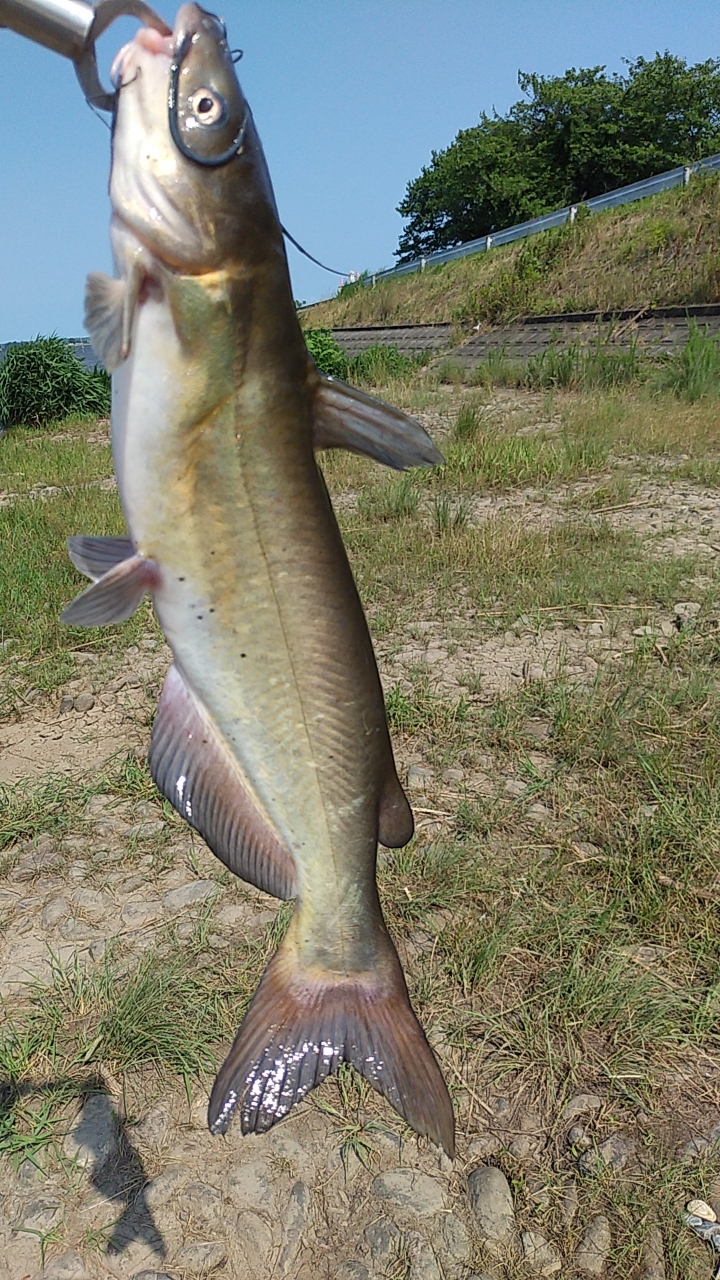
[0,0,170,110]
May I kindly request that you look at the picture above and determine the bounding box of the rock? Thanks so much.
[70,887,108,920]
[335,1265,370,1280]
[60,919,96,941]
[278,1180,310,1273]
[506,1110,544,1160]
[41,1253,93,1279]
[587,622,605,636]
[521,1231,562,1274]
[466,1133,502,1161]
[17,1197,61,1232]
[674,601,701,624]
[567,1124,591,1151]
[162,880,217,910]
[59,696,75,714]
[121,899,163,930]
[89,939,106,962]
[467,1165,515,1251]
[41,897,70,930]
[642,1224,665,1280]
[365,1216,401,1262]
[682,1119,720,1161]
[177,1180,223,1221]
[686,1199,716,1221]
[579,1132,634,1174]
[440,1214,471,1264]
[524,719,551,742]
[559,1181,579,1226]
[176,1242,227,1274]
[407,1232,441,1280]
[407,765,433,788]
[63,1094,118,1169]
[235,1209,274,1275]
[131,1273,174,1280]
[503,778,527,797]
[11,845,61,881]
[441,768,465,784]
[226,1160,275,1208]
[127,820,166,839]
[572,841,602,859]
[372,1169,446,1216]
[74,693,95,712]
[93,817,128,839]
[633,625,656,638]
[575,1215,611,1276]
[561,1093,603,1122]
[526,802,551,822]
[145,1166,190,1209]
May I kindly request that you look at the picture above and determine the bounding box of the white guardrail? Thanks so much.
[360,151,720,287]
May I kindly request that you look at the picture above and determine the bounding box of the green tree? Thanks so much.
[396,54,720,261]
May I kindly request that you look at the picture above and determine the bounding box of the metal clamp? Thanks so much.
[0,0,170,110]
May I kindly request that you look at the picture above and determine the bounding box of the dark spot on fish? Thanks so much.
[241,653,247,658]
[209,608,215,613]
[197,615,203,620]
[179,576,185,582]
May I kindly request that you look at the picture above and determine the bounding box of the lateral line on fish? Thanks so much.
[241,468,343,928]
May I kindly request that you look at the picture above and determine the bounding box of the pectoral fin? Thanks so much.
[61,553,158,625]
[85,264,144,371]
[313,375,444,471]
[149,664,297,900]
[85,273,127,372]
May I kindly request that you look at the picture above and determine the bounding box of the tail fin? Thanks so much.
[208,935,455,1158]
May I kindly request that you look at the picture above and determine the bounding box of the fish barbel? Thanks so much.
[63,3,454,1156]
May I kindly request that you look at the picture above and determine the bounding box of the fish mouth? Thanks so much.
[111,3,219,88]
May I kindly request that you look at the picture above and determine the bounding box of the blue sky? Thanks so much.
[1,0,720,340]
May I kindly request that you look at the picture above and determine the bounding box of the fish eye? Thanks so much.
[190,88,226,127]
[168,25,247,167]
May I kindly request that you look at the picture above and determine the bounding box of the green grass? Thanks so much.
[0,481,158,714]
[342,506,706,623]
[0,421,111,497]
[2,392,720,1274]
[0,911,274,1165]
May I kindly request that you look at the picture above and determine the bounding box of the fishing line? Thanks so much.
[281,226,350,277]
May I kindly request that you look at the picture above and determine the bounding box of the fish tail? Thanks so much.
[208,931,455,1158]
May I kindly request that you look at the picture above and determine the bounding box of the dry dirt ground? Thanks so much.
[1,386,720,1280]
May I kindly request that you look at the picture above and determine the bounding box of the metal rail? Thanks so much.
[361,151,720,287]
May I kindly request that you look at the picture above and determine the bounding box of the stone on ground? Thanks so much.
[467,1164,515,1251]
[575,1215,611,1276]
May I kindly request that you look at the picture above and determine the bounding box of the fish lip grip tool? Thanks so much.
[0,0,170,111]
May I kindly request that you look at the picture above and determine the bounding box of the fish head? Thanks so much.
[110,3,278,271]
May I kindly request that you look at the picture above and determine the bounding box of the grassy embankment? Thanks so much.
[303,171,720,332]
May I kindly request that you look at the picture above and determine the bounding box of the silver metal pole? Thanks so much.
[0,0,170,110]
[0,0,93,59]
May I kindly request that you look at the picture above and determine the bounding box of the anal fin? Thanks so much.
[313,373,444,471]
[61,552,158,625]
[149,664,297,901]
